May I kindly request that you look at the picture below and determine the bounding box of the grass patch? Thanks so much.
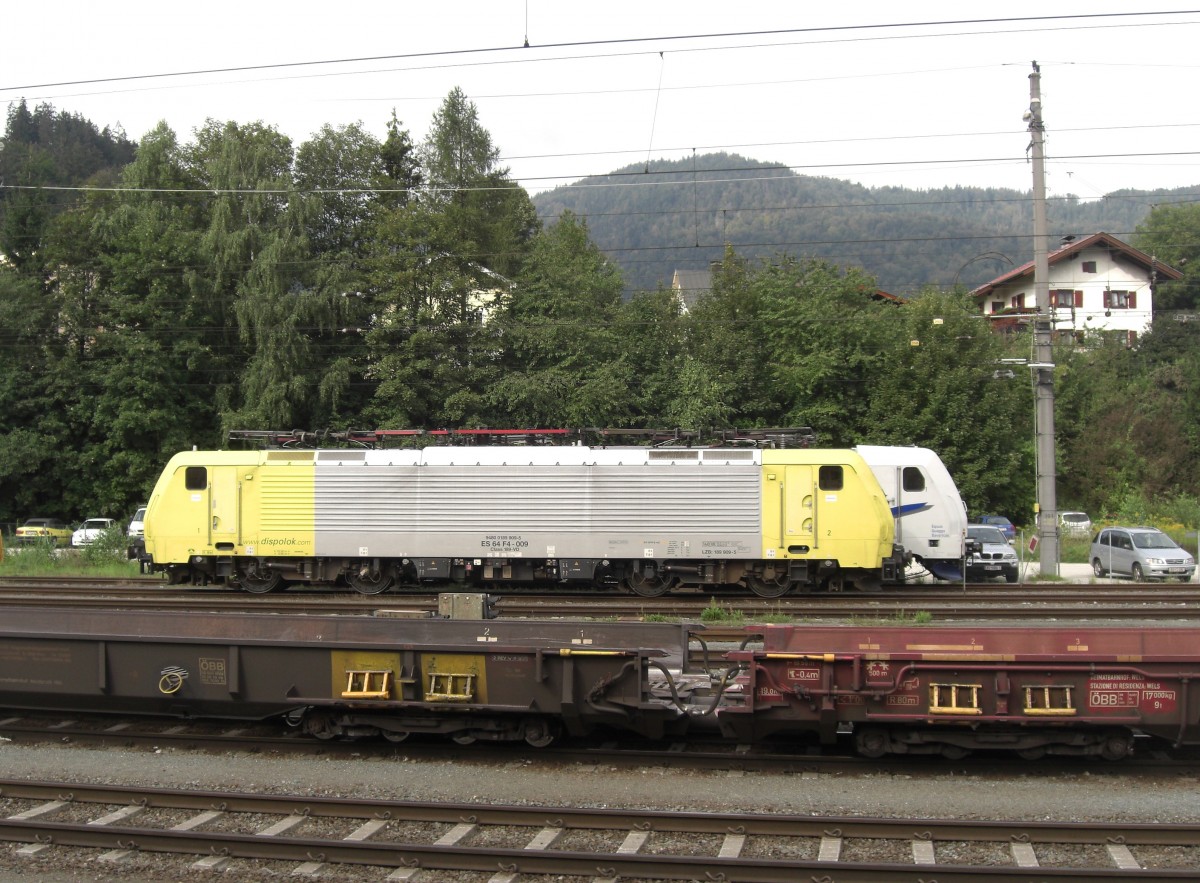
[0,527,142,578]
[699,597,747,624]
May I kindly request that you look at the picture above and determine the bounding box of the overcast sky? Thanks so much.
[4,2,1199,198]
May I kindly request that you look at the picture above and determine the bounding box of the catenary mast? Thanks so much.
[1028,61,1059,575]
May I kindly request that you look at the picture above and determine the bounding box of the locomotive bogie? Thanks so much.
[140,446,902,595]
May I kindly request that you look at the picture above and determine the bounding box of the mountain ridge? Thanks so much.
[530,152,1198,295]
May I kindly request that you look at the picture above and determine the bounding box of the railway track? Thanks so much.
[1,576,1199,621]
[2,778,1197,880]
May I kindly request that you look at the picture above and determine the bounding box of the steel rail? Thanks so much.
[1,779,1197,881]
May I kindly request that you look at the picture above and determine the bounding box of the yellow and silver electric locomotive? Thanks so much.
[140,446,901,597]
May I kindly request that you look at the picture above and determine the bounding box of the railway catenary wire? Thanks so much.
[2,778,1198,880]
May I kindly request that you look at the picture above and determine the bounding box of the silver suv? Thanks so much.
[965,524,1019,583]
[1090,527,1195,582]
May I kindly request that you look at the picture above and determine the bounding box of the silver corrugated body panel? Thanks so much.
[313,464,761,558]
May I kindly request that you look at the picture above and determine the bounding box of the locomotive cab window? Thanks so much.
[184,466,208,491]
[818,465,844,491]
[902,467,925,492]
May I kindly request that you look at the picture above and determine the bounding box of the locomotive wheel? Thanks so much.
[624,565,676,597]
[238,568,284,594]
[855,575,883,593]
[451,732,477,745]
[346,568,394,595]
[747,572,794,598]
[381,730,410,743]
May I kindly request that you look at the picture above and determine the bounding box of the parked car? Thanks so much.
[72,518,116,548]
[14,518,73,547]
[975,514,1016,542]
[127,507,147,538]
[1059,511,1092,536]
[966,524,1020,583]
[1090,526,1195,582]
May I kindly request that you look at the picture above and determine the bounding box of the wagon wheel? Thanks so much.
[346,566,395,595]
[522,718,559,748]
[302,711,340,741]
[1098,729,1134,761]
[746,571,794,598]
[381,730,410,744]
[238,565,284,594]
[624,564,676,598]
[854,727,889,758]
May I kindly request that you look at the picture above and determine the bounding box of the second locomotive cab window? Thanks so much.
[184,466,208,491]
[902,467,925,492]
[818,465,844,491]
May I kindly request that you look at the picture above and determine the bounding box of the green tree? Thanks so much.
[1133,202,1200,310]
[863,289,1033,516]
[0,101,135,275]
[186,120,347,431]
[682,248,783,427]
[0,269,66,522]
[35,122,220,516]
[420,87,537,279]
[363,90,536,428]
[488,212,630,426]
[293,122,387,423]
[754,257,890,442]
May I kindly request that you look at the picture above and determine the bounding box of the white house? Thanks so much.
[671,268,712,313]
[970,232,1182,343]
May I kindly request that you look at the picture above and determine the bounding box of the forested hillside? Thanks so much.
[530,153,1195,296]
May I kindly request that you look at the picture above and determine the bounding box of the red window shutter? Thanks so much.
[1103,290,1111,308]
[1129,291,1137,309]
[1074,290,1083,308]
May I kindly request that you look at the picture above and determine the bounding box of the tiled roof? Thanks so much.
[970,232,1181,298]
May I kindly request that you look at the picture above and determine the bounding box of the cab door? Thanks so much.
[208,466,240,547]
[782,465,816,552]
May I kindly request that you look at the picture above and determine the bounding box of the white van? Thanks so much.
[127,507,147,538]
